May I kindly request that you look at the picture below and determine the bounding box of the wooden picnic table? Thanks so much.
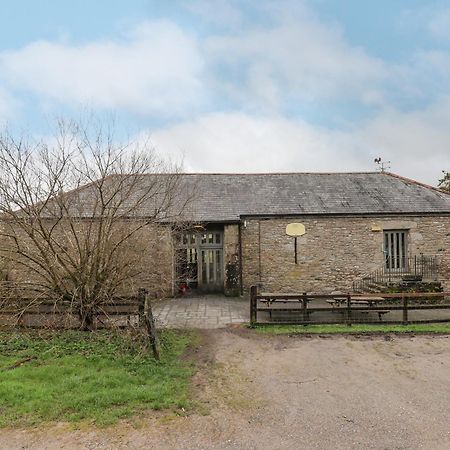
[328,295,390,320]
[258,293,390,321]
[331,296,385,307]
[259,293,311,306]
[259,292,310,319]
[260,293,307,298]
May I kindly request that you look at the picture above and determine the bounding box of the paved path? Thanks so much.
[153,294,248,328]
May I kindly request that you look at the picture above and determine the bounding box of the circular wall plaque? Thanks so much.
[286,223,306,237]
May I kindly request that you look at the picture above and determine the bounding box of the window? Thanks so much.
[384,230,408,270]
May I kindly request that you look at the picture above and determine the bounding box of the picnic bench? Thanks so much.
[326,295,390,321]
[258,292,390,322]
[250,285,450,326]
[259,293,309,319]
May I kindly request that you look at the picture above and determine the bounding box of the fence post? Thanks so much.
[402,295,408,325]
[144,292,160,360]
[138,288,146,327]
[250,285,257,326]
[346,293,352,326]
[302,292,308,325]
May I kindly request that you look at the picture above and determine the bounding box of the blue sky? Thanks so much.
[0,0,450,184]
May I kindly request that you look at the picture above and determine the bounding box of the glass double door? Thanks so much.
[178,230,224,292]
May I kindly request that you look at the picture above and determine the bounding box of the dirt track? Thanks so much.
[2,330,450,449]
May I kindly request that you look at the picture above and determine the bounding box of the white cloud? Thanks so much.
[0,86,18,125]
[204,5,388,109]
[428,9,450,40]
[0,4,393,121]
[182,0,243,28]
[0,20,206,117]
[150,112,355,173]
[342,99,450,181]
[399,6,450,44]
[149,101,450,185]
[0,1,449,188]
[0,4,429,118]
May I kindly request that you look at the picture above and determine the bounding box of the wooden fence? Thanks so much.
[250,286,450,326]
[0,289,148,329]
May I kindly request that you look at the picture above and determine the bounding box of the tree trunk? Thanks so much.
[79,305,96,331]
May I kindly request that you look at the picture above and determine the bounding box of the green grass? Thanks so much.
[253,323,450,335]
[0,329,197,427]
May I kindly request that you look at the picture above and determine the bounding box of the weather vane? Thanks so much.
[374,157,391,172]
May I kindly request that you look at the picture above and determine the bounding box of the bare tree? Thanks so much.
[0,118,192,329]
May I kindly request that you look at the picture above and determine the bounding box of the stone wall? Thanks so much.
[3,214,449,298]
[127,223,175,297]
[0,219,175,298]
[223,224,240,295]
[241,215,450,294]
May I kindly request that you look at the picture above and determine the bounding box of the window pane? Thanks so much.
[215,233,221,244]
[208,250,214,281]
[401,233,405,267]
[182,234,188,245]
[208,233,214,244]
[188,248,197,264]
[390,233,395,267]
[216,250,222,281]
[191,234,196,244]
[201,234,207,244]
[384,230,409,270]
[201,251,207,282]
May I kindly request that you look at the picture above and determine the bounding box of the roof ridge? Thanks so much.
[140,171,382,176]
[383,172,450,195]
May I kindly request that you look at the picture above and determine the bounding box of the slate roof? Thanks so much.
[175,172,450,222]
[38,172,450,222]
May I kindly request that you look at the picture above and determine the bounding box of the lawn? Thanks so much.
[0,329,197,427]
[254,323,450,335]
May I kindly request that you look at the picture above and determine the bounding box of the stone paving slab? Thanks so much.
[153,294,248,329]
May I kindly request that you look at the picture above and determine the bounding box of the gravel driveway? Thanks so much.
[2,330,450,449]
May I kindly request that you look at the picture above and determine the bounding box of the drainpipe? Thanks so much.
[258,220,262,283]
[238,221,244,296]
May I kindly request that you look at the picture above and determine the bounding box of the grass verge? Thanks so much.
[0,329,197,427]
[253,323,450,335]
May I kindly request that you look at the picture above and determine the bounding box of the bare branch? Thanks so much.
[0,117,191,330]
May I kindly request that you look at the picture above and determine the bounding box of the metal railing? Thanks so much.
[353,255,440,293]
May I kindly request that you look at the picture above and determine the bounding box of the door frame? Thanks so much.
[177,227,224,293]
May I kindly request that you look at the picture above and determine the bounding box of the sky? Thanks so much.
[0,0,450,185]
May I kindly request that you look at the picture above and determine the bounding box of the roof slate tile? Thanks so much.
[175,172,450,221]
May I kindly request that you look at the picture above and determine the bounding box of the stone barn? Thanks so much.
[160,172,450,296]
[3,171,450,297]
